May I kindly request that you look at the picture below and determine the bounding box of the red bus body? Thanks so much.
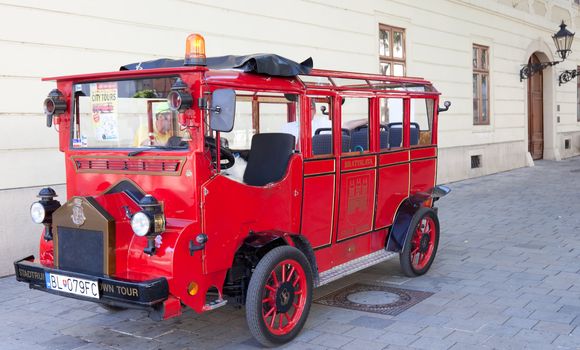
[15,60,447,344]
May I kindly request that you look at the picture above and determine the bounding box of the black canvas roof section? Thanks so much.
[120,54,313,77]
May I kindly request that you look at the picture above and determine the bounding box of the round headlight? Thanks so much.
[43,98,56,115]
[131,212,151,237]
[168,91,183,111]
[30,202,46,224]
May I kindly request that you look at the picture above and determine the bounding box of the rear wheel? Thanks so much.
[245,246,313,347]
[399,208,440,277]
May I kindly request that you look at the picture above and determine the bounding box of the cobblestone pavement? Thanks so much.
[2,157,580,350]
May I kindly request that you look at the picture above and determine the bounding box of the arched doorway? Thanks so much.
[527,53,544,160]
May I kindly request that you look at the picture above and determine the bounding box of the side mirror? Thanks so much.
[438,100,451,113]
[209,89,236,132]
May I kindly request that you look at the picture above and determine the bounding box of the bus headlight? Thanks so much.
[131,194,166,238]
[30,187,61,241]
[167,79,193,112]
[30,202,46,224]
[131,212,151,237]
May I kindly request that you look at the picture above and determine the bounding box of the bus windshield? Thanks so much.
[71,76,185,149]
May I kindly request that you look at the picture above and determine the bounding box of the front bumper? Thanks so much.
[14,256,169,310]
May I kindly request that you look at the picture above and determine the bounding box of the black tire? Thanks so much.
[245,246,313,347]
[399,207,440,277]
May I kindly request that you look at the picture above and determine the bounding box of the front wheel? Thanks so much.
[399,207,440,277]
[245,246,313,347]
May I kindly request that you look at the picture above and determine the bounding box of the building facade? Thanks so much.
[1,0,579,275]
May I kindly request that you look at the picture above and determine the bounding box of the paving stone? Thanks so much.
[503,316,539,329]
[342,326,385,341]
[375,332,419,346]
[552,333,580,348]
[445,330,492,345]
[383,321,425,335]
[417,326,454,339]
[313,320,355,335]
[528,310,576,324]
[409,336,456,350]
[309,333,354,348]
[443,317,489,332]
[532,320,575,335]
[512,328,560,344]
[477,324,522,337]
[339,338,386,350]
[348,316,395,330]
[38,335,89,350]
[502,307,534,318]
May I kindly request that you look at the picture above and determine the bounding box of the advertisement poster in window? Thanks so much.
[90,82,119,141]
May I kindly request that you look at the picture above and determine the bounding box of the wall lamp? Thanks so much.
[520,21,575,82]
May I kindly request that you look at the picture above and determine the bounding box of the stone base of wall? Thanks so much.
[0,184,66,277]
[437,141,527,184]
[558,132,580,159]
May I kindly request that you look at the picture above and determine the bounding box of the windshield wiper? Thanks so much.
[128,145,187,157]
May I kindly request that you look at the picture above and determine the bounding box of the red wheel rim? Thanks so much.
[410,216,436,270]
[261,259,308,336]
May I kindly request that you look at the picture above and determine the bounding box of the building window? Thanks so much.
[473,44,490,125]
[379,24,405,76]
[577,66,580,122]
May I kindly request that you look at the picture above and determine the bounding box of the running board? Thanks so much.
[316,250,398,287]
[202,299,227,311]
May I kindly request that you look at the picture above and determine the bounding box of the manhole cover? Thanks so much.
[315,283,433,316]
[347,291,400,305]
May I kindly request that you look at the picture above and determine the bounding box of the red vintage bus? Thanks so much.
[15,34,450,346]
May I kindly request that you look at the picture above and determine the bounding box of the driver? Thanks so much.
[133,109,174,146]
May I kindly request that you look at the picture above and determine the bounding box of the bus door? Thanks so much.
[335,96,377,262]
[375,97,411,234]
[300,95,336,268]
[409,97,437,199]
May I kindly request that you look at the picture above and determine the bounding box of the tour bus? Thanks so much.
[15,34,450,346]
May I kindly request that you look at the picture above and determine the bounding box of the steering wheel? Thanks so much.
[205,137,235,170]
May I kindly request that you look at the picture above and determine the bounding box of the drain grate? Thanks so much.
[315,283,433,316]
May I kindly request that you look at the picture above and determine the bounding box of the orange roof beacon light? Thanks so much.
[184,33,206,66]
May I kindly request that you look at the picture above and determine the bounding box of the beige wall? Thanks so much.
[1,0,580,275]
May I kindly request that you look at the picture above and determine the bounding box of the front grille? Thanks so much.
[73,157,184,175]
[57,226,104,275]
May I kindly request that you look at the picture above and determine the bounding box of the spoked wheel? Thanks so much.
[400,207,440,277]
[246,246,313,347]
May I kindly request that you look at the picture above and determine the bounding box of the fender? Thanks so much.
[386,185,450,252]
[242,231,318,284]
[243,230,296,251]
[386,199,419,252]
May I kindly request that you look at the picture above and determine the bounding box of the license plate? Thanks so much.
[45,272,100,299]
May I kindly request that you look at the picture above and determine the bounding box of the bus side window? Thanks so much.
[310,97,333,156]
[411,98,435,146]
[341,97,371,154]
[380,98,404,150]
[221,91,254,150]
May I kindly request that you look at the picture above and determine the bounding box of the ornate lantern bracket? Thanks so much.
[520,61,560,82]
[559,69,579,86]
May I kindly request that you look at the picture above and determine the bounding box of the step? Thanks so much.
[202,298,227,311]
[317,249,398,287]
